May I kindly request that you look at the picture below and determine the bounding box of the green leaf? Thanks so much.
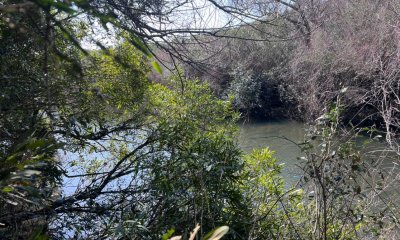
[162,229,175,240]
[6,152,19,162]
[203,226,229,240]
[129,36,151,57]
[29,226,49,240]
[152,61,163,74]
[2,186,13,193]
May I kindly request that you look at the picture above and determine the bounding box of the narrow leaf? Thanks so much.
[152,61,163,74]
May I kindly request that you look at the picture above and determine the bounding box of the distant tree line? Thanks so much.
[183,0,400,138]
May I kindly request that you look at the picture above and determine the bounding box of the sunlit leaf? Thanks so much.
[162,229,175,240]
[203,226,229,240]
[152,61,163,74]
[2,186,13,193]
[129,36,152,57]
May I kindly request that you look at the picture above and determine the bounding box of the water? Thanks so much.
[238,120,306,187]
[238,120,400,206]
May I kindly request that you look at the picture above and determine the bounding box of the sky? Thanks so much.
[78,0,268,49]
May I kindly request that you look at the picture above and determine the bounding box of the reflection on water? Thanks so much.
[238,120,306,187]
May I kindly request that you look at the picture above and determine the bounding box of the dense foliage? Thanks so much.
[186,0,400,135]
[0,4,252,237]
[0,2,243,238]
[1,0,400,239]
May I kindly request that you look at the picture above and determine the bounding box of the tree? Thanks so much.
[0,5,255,236]
[0,2,253,238]
[50,78,252,239]
[3,0,400,239]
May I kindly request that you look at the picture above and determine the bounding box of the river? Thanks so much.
[238,120,400,205]
[238,120,306,187]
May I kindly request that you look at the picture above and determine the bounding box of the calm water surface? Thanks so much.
[238,120,400,200]
[238,120,306,187]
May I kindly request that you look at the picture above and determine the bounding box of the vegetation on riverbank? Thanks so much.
[184,1,400,133]
[1,0,400,239]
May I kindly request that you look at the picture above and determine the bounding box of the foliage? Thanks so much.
[0,3,83,237]
[98,79,249,239]
[229,67,263,115]
[184,21,294,119]
[2,0,400,239]
[1,19,252,236]
[184,0,400,140]
[0,2,251,238]
[164,224,229,240]
[296,103,400,239]
[241,148,305,239]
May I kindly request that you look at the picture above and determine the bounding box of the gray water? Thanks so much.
[238,120,400,202]
[238,120,306,187]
